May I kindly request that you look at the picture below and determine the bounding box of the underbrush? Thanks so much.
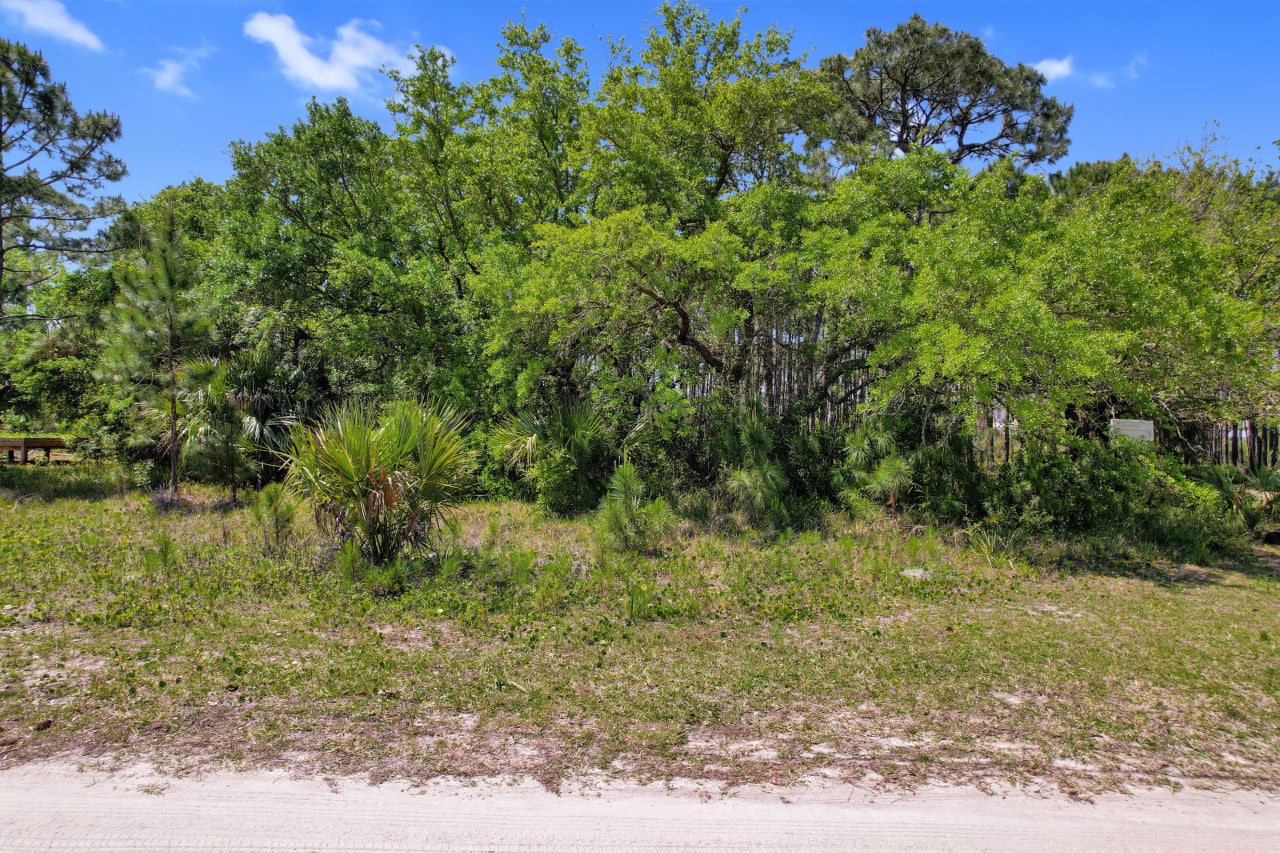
[0,465,1277,794]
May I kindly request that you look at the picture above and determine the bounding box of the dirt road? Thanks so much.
[2,763,1277,851]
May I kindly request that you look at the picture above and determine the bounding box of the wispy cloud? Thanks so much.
[1123,52,1148,80]
[1034,56,1075,82]
[0,0,103,51]
[1035,52,1146,89]
[243,12,413,92]
[141,45,215,99]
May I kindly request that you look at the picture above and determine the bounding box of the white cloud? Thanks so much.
[141,45,215,99]
[1123,52,1148,80]
[0,0,103,51]
[1034,56,1074,82]
[243,12,412,92]
[1035,52,1146,89]
[980,26,996,43]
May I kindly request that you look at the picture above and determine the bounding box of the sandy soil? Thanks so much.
[2,762,1278,851]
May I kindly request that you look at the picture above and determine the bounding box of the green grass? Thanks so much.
[0,464,1277,794]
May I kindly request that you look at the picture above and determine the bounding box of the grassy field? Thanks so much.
[1,464,1277,794]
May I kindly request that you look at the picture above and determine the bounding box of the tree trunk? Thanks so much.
[168,393,179,497]
[168,334,179,498]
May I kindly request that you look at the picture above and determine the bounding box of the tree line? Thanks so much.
[2,3,1277,551]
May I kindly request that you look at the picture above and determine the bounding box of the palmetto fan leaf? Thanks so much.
[490,401,613,515]
[287,399,471,564]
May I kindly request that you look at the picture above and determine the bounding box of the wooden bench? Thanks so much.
[0,437,67,464]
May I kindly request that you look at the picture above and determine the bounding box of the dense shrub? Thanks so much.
[491,403,613,515]
[286,399,470,564]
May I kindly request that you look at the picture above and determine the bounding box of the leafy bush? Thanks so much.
[491,402,612,515]
[1135,463,1238,553]
[982,437,1244,553]
[718,410,788,529]
[286,399,470,564]
[597,461,677,554]
[983,438,1149,532]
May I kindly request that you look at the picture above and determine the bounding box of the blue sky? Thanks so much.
[4,0,1278,204]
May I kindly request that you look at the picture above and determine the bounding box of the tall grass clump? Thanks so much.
[286,399,470,565]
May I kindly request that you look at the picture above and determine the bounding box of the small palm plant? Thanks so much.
[1192,464,1262,529]
[491,402,611,515]
[185,349,299,502]
[1246,466,1280,525]
[250,482,297,557]
[286,399,470,564]
[721,411,788,529]
[837,422,914,512]
[184,361,257,503]
[860,453,915,509]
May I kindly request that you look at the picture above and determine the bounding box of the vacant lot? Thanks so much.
[1,465,1276,794]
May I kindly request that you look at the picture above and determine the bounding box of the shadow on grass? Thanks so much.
[0,463,247,515]
[0,463,121,503]
[149,492,243,516]
[1043,543,1280,587]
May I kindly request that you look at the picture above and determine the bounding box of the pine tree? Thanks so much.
[100,210,208,497]
[1,39,125,320]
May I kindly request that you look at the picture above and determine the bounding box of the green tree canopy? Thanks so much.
[100,209,209,495]
[1,39,124,320]
[809,14,1073,175]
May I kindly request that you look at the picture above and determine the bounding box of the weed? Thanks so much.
[0,466,1277,794]
[250,483,297,557]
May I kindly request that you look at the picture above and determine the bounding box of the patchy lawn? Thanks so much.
[1,465,1277,795]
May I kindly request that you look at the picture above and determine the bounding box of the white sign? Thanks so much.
[1110,418,1154,442]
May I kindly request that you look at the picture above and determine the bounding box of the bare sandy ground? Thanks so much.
[1,762,1277,852]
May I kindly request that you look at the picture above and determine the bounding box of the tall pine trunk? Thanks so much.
[167,324,179,498]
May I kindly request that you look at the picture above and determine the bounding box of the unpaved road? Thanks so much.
[1,763,1277,851]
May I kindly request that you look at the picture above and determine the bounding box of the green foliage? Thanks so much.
[597,461,677,554]
[249,483,297,557]
[837,423,898,511]
[184,362,257,502]
[810,14,1072,172]
[59,6,1277,550]
[587,1,818,225]
[859,454,915,510]
[1,39,124,316]
[718,409,789,529]
[184,347,301,500]
[334,540,413,597]
[981,438,1245,553]
[491,402,612,515]
[286,399,470,564]
[1248,467,1280,525]
[99,208,210,495]
[1190,465,1267,532]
